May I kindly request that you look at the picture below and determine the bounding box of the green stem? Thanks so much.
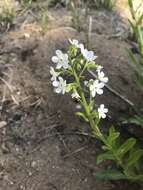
[79,61,88,78]
[73,69,104,140]
[72,63,128,177]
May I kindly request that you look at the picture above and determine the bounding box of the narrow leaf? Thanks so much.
[107,127,120,145]
[126,149,143,169]
[117,138,136,158]
[96,170,126,181]
[76,112,89,122]
[97,152,115,164]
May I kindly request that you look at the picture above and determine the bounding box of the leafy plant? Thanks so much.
[50,39,143,182]
[127,47,143,87]
[128,0,143,44]
[124,114,143,128]
[96,127,143,181]
[126,0,143,129]
[128,0,143,65]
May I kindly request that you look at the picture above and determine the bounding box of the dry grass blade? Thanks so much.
[0,68,19,109]
[63,146,87,159]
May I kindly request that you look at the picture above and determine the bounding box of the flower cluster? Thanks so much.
[50,39,108,119]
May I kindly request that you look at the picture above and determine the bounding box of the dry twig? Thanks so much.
[88,70,135,108]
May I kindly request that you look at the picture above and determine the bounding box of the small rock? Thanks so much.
[0,121,7,129]
[31,161,37,168]
[24,33,30,39]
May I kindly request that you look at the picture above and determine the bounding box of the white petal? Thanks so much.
[100,104,105,109]
[52,81,59,87]
[94,55,98,60]
[88,51,94,59]
[58,76,63,82]
[92,90,96,97]
[69,39,79,46]
[56,63,62,69]
[50,67,54,74]
[63,63,69,69]
[62,88,66,94]
[104,108,108,113]
[64,54,68,60]
[98,82,105,88]
[102,113,106,119]
[100,71,105,76]
[82,50,95,61]
[69,39,73,44]
[97,89,103,95]
[56,50,62,56]
[52,56,58,63]
[103,77,108,83]
[84,81,88,86]
[97,65,103,72]
[90,84,93,91]
[55,88,61,94]
[80,44,85,52]
[76,104,82,109]
[73,39,78,44]
[51,76,55,81]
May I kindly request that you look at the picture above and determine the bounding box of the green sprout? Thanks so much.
[0,0,16,27]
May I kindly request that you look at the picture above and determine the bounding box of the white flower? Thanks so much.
[51,50,69,69]
[98,104,108,119]
[69,39,80,48]
[82,49,98,62]
[50,67,58,81]
[96,65,103,72]
[52,77,67,94]
[69,39,85,50]
[80,45,97,62]
[89,80,104,97]
[71,91,80,99]
[98,71,108,83]
[80,44,97,62]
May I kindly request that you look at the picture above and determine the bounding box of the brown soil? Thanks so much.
[0,1,143,190]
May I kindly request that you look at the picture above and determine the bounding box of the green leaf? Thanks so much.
[129,115,143,128]
[128,0,133,9]
[107,127,120,146]
[97,151,115,164]
[87,62,97,70]
[117,138,136,159]
[128,0,136,20]
[133,174,143,181]
[76,112,89,122]
[66,83,78,93]
[126,48,138,65]
[66,84,73,93]
[91,110,98,119]
[96,170,126,181]
[137,14,143,25]
[101,145,109,151]
[126,149,143,169]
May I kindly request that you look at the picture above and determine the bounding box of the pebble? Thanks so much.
[0,121,7,129]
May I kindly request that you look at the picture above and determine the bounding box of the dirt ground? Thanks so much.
[0,1,143,190]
